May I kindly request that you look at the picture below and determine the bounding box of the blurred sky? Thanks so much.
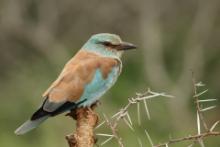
[0,0,220,146]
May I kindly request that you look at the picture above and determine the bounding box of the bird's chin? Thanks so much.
[117,50,124,58]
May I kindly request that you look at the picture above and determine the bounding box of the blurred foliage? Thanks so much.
[0,0,220,146]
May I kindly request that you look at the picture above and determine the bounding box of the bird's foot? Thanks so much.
[87,101,100,114]
[65,109,77,120]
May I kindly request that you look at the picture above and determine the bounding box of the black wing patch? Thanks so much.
[30,98,86,121]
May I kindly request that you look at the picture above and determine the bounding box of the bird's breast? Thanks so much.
[76,65,121,107]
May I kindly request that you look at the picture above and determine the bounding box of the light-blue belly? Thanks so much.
[77,66,120,107]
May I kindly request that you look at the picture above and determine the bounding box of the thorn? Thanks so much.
[145,130,154,147]
[210,120,220,132]
[95,121,105,129]
[137,102,141,126]
[128,98,136,104]
[96,133,114,137]
[143,99,151,120]
[137,138,143,147]
[197,111,201,135]
[123,117,134,131]
[200,106,216,112]
[195,82,206,87]
[100,136,114,146]
[111,111,121,119]
[126,112,133,126]
[193,89,208,97]
[198,139,205,147]
[198,99,217,103]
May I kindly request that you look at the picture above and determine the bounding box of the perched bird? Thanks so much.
[15,33,137,135]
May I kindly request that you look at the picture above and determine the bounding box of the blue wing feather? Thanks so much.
[77,66,120,107]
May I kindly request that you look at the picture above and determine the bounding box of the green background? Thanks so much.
[0,0,220,146]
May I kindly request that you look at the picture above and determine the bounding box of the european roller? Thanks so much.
[15,33,136,135]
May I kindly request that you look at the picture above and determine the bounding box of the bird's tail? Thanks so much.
[14,116,49,135]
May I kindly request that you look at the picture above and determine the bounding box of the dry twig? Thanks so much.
[153,131,220,147]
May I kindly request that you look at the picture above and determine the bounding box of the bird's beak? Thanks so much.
[117,42,137,51]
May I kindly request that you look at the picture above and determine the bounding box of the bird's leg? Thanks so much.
[95,100,101,106]
[65,109,77,120]
[91,100,101,109]
[65,100,100,120]
[87,100,101,118]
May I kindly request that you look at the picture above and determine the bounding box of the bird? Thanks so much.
[14,33,137,135]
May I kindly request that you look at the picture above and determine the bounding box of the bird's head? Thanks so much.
[82,33,137,59]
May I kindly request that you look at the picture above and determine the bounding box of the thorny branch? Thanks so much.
[97,78,219,147]
[152,77,220,147]
[192,74,209,131]
[96,88,173,146]
[153,131,220,147]
[103,114,124,147]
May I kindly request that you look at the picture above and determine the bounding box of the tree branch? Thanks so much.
[66,105,98,147]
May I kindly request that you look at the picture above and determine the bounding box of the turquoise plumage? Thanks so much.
[78,67,120,107]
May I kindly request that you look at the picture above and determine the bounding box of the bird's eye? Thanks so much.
[102,41,112,46]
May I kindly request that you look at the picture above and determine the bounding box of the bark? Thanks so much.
[66,106,98,147]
